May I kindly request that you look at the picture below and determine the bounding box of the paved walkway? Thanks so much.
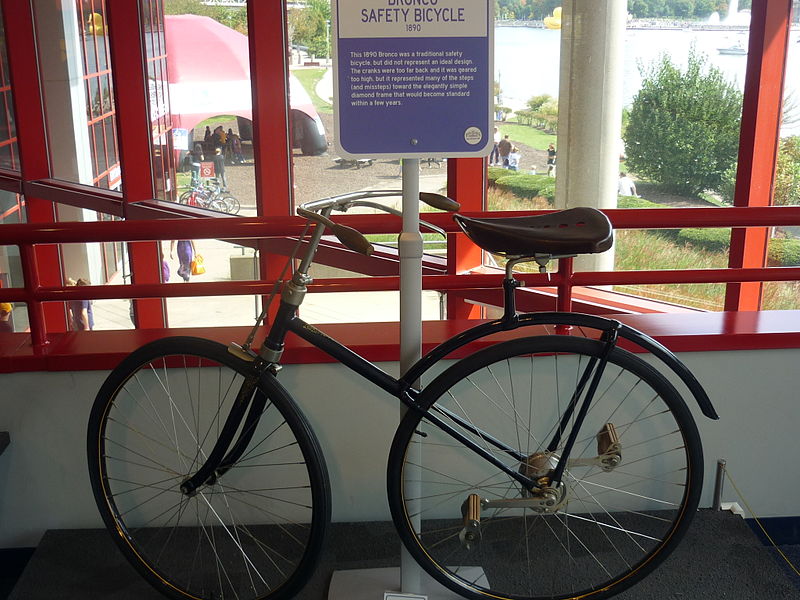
[92,232,444,332]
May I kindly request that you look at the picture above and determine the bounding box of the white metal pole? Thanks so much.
[399,158,423,594]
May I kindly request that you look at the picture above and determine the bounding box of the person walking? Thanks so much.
[546,143,557,176]
[187,143,203,186]
[171,240,196,283]
[498,134,512,168]
[212,147,228,190]
[67,278,94,330]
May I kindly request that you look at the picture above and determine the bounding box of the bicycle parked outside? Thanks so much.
[87,190,718,600]
[179,177,240,214]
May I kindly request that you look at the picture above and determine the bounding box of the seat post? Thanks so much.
[502,257,527,322]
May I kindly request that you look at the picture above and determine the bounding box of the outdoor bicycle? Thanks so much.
[87,190,719,600]
[179,178,240,214]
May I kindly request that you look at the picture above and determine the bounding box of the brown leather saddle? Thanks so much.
[453,207,613,257]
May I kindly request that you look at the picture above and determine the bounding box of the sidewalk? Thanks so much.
[91,238,443,332]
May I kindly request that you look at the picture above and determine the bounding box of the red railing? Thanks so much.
[3,204,800,351]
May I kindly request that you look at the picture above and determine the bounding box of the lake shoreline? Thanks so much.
[496,18,752,32]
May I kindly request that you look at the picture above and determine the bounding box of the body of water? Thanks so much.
[494,26,800,135]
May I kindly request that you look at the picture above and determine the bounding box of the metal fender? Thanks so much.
[518,312,719,420]
[405,312,719,420]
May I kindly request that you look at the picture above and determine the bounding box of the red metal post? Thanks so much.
[2,0,67,342]
[724,0,792,311]
[248,1,293,324]
[555,257,574,313]
[106,0,166,327]
[446,157,486,319]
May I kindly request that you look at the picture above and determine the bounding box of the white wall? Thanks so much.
[1,347,799,548]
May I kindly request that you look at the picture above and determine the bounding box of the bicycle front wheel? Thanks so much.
[388,335,703,600]
[88,337,330,600]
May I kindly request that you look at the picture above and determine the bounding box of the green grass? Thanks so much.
[196,115,238,128]
[613,229,800,310]
[292,68,333,114]
[498,121,556,151]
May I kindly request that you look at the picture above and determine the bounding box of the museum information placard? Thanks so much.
[333,0,493,158]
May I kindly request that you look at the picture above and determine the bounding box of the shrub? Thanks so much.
[494,174,553,199]
[514,109,535,126]
[768,238,800,266]
[625,49,743,196]
[774,136,800,206]
[676,228,732,252]
[617,195,661,208]
[488,166,513,185]
[537,181,557,202]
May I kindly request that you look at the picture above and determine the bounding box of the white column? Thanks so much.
[399,158,423,594]
[554,0,626,273]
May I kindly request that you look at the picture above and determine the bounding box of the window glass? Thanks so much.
[34,0,121,189]
[0,189,24,225]
[162,0,252,212]
[287,1,453,322]
[143,0,175,202]
[0,3,19,171]
[163,239,266,328]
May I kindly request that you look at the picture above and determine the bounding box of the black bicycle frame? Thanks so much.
[182,274,718,495]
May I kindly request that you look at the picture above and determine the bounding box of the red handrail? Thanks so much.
[3,205,800,351]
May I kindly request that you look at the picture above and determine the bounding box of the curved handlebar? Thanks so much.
[296,190,460,256]
[299,189,460,214]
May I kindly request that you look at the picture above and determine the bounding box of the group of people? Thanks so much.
[185,125,246,190]
[489,128,638,196]
[185,143,228,189]
[490,128,557,176]
[203,125,245,165]
[490,129,523,171]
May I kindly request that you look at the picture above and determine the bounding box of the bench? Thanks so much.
[333,157,374,169]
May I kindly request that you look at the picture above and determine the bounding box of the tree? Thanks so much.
[163,0,248,34]
[624,50,743,196]
[289,0,331,58]
[774,136,800,207]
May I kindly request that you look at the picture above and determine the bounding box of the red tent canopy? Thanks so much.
[164,14,318,133]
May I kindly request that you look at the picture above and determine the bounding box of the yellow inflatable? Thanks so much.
[543,6,561,30]
[88,12,105,35]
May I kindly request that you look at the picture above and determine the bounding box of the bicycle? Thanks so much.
[179,179,240,214]
[87,190,718,600]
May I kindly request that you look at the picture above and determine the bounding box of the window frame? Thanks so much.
[0,0,799,371]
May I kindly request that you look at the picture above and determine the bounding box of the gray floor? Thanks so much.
[8,511,800,599]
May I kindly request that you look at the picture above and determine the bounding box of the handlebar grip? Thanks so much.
[332,224,374,256]
[420,192,460,212]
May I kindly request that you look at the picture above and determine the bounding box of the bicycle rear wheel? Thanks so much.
[88,337,330,600]
[388,335,703,600]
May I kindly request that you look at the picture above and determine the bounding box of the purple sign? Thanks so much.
[333,0,493,158]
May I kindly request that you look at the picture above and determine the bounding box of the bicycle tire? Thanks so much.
[208,197,228,213]
[387,335,703,600]
[221,195,241,215]
[88,336,330,600]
